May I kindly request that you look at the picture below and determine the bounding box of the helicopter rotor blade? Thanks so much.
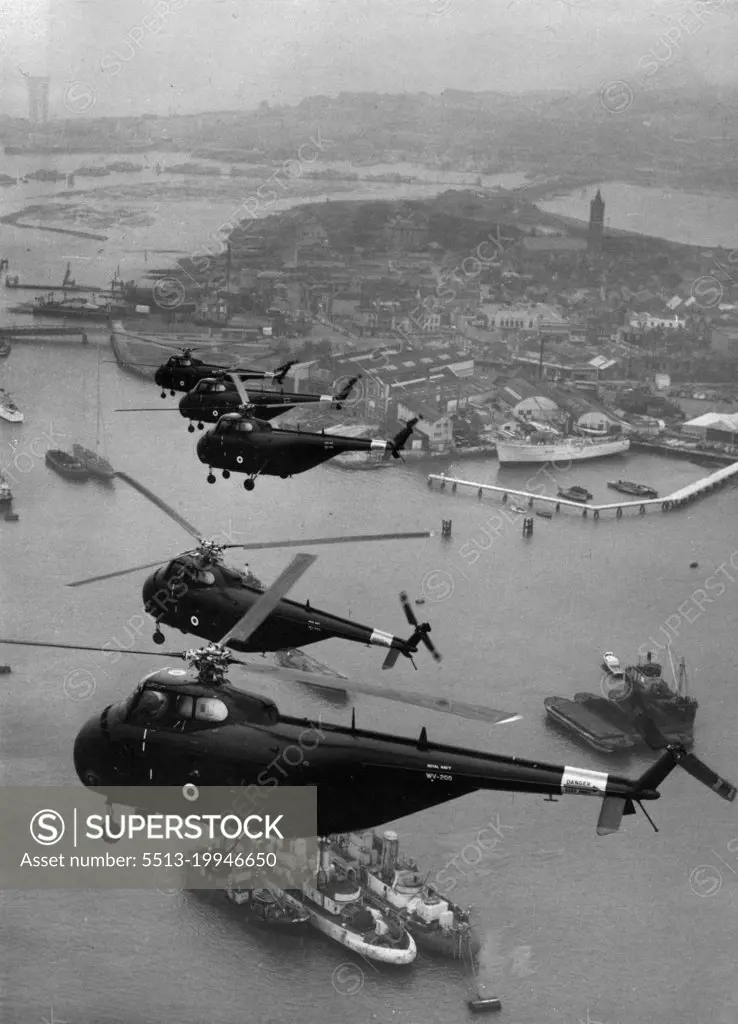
[221,531,433,553]
[0,638,185,658]
[228,372,252,408]
[114,408,179,412]
[113,472,203,542]
[66,558,174,587]
[219,553,317,648]
[231,659,521,727]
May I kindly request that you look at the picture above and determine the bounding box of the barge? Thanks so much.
[544,696,639,753]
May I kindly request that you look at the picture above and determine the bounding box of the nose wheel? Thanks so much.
[244,479,255,491]
[197,422,204,430]
[207,471,216,484]
[187,423,195,433]
[222,470,230,479]
[153,626,165,645]
[160,391,167,399]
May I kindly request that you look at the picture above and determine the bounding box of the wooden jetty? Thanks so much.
[427,461,738,519]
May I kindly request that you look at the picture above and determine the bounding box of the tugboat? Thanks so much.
[292,840,416,964]
[0,389,23,422]
[607,480,658,499]
[45,449,89,480]
[224,885,310,927]
[600,652,697,742]
[330,830,482,959]
[558,485,592,502]
[602,651,623,677]
[72,444,114,479]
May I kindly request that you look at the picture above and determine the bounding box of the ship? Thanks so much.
[0,472,12,505]
[330,830,482,959]
[45,449,89,480]
[558,485,592,502]
[496,434,630,465]
[224,885,310,927]
[0,389,23,422]
[292,840,416,964]
[606,479,658,498]
[546,653,697,753]
[32,295,128,321]
[544,696,639,753]
[72,445,115,480]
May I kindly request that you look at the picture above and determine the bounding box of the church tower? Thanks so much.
[588,189,605,253]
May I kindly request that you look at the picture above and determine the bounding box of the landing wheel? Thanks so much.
[170,390,176,396]
[222,470,230,479]
[160,391,167,399]
[207,472,216,484]
[153,628,165,645]
[187,424,195,433]
[244,479,255,491]
[197,422,204,430]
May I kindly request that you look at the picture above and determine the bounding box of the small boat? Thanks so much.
[45,449,89,480]
[509,503,528,514]
[0,339,11,358]
[0,472,12,505]
[0,665,11,673]
[0,389,23,422]
[544,695,639,753]
[72,444,114,479]
[606,480,658,498]
[602,651,623,677]
[558,485,592,502]
[225,886,310,927]
[536,509,553,519]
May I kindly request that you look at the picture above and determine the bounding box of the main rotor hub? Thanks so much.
[185,644,231,685]
[198,539,224,565]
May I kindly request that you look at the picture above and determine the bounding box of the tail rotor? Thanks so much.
[383,589,442,669]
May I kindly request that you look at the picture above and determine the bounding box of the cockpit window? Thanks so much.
[127,688,170,724]
[177,695,194,718]
[215,383,226,392]
[237,421,254,432]
[194,698,228,722]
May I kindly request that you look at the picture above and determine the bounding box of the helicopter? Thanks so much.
[153,348,298,398]
[66,472,442,669]
[3,562,733,835]
[195,371,420,490]
[115,374,361,432]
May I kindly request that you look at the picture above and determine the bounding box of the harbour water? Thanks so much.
[539,180,738,248]
[1,171,737,1024]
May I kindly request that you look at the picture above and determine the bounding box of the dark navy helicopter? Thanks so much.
[153,348,298,397]
[194,373,419,490]
[2,558,733,835]
[66,473,441,669]
[115,374,361,432]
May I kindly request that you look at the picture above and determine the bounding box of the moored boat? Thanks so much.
[602,651,623,677]
[330,830,482,959]
[544,695,639,753]
[558,485,592,502]
[497,434,629,465]
[295,841,416,964]
[0,338,10,358]
[72,444,115,479]
[225,885,310,927]
[45,449,89,480]
[606,480,658,498]
[0,472,12,505]
[0,389,23,422]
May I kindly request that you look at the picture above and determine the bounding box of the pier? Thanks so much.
[427,461,738,519]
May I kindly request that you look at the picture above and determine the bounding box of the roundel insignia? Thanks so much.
[190,615,199,626]
[213,410,218,417]
[168,669,187,677]
[237,456,243,464]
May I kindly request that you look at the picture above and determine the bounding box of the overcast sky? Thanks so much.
[1,0,736,118]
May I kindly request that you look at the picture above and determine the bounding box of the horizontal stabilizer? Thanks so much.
[596,796,636,836]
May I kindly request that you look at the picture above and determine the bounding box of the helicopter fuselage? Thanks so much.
[73,671,660,836]
[155,363,287,396]
[141,557,414,658]
[180,389,297,425]
[196,419,395,479]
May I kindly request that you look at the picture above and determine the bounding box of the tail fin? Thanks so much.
[390,417,420,458]
[273,360,297,384]
[596,796,636,836]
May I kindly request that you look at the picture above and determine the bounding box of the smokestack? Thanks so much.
[380,830,399,879]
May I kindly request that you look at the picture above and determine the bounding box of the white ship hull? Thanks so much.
[307,908,417,963]
[0,405,23,423]
[497,436,630,465]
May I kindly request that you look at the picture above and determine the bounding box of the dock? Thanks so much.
[427,460,738,518]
